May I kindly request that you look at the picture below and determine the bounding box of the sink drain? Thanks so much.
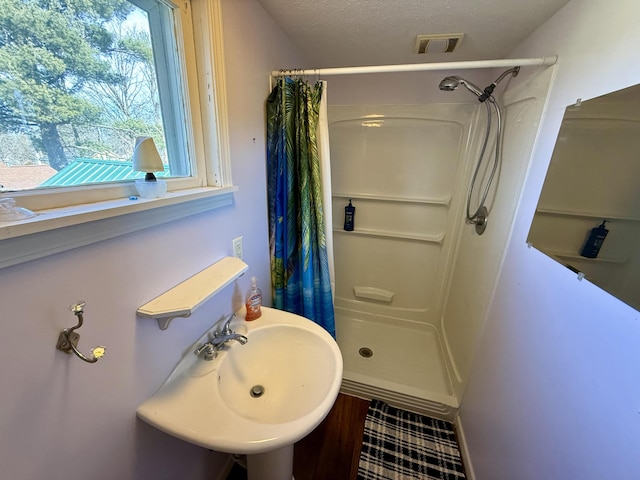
[250,385,265,398]
[359,347,373,358]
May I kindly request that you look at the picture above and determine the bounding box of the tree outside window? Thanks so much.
[0,0,173,190]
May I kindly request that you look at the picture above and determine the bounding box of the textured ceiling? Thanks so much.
[256,0,571,68]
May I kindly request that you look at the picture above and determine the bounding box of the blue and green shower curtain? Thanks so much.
[266,77,335,338]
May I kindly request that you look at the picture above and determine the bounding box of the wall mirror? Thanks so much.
[527,83,640,312]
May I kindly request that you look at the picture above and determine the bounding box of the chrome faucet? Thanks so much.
[194,314,248,361]
[220,313,239,336]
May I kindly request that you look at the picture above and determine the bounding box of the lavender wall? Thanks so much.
[0,1,302,479]
[461,1,640,478]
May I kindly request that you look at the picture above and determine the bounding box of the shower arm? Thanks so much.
[478,67,520,103]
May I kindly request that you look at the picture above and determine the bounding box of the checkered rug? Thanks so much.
[357,400,466,480]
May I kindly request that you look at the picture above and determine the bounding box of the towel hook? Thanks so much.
[56,301,106,363]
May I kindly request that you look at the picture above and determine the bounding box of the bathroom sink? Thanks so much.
[137,306,343,455]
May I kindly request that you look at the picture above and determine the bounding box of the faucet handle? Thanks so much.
[194,343,217,361]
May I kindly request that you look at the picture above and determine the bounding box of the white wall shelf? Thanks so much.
[137,256,248,330]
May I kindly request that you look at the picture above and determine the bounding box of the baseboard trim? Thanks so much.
[454,414,476,480]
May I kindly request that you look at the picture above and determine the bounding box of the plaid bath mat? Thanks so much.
[357,399,466,480]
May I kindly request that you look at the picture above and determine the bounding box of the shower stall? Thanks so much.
[329,103,475,417]
[272,59,556,420]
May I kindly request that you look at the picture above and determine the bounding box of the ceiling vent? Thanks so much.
[415,33,464,54]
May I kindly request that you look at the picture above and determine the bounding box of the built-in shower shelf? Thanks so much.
[334,227,444,244]
[137,256,248,330]
[535,208,640,222]
[333,192,451,206]
[548,250,628,264]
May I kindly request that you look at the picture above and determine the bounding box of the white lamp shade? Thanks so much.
[132,136,164,173]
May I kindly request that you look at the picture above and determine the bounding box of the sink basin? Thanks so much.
[137,306,343,456]
[218,324,339,425]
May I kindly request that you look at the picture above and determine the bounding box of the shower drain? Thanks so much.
[359,347,373,358]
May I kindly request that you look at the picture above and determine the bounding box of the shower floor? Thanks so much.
[336,311,458,419]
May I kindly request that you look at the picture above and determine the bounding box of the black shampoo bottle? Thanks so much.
[344,199,355,231]
[580,220,609,258]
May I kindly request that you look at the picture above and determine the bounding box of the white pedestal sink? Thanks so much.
[137,306,343,480]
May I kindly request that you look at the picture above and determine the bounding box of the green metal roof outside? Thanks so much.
[40,158,170,187]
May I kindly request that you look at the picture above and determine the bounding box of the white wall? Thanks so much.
[460,1,640,479]
[0,1,302,479]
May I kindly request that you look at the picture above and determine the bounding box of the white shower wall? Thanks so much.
[329,104,476,326]
[326,67,554,416]
[328,102,478,417]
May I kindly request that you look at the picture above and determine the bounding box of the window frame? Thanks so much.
[0,0,233,269]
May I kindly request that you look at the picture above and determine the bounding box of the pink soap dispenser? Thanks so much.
[245,276,262,321]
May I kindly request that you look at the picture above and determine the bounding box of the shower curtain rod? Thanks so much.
[271,56,557,77]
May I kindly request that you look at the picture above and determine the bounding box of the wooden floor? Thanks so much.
[226,393,370,480]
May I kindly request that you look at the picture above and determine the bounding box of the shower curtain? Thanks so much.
[266,77,335,337]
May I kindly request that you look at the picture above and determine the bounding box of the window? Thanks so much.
[0,0,232,269]
[0,0,229,209]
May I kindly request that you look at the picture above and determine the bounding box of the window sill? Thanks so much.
[0,186,237,270]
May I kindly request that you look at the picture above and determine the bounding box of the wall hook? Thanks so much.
[56,301,106,363]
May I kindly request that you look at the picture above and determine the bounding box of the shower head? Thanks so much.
[438,76,484,98]
[438,76,461,91]
[439,67,520,103]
